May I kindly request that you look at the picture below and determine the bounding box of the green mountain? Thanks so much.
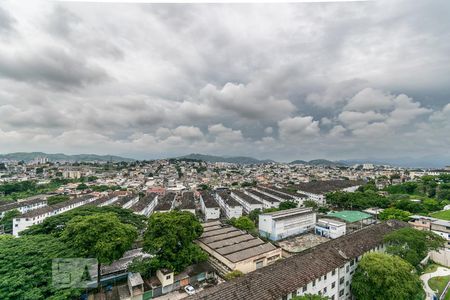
[0,152,134,162]
[177,153,274,164]
[289,160,308,164]
[308,159,346,166]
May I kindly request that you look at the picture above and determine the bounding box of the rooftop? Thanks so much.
[246,189,280,203]
[290,180,364,195]
[231,190,262,205]
[327,210,371,223]
[200,191,219,208]
[261,207,313,220]
[188,220,407,300]
[0,198,47,213]
[217,191,241,207]
[20,194,96,218]
[179,191,196,210]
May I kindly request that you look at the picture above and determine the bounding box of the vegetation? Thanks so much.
[379,208,411,221]
[428,275,450,300]
[228,216,256,232]
[22,206,147,236]
[0,178,80,201]
[224,270,244,281]
[351,252,424,300]
[61,213,138,284]
[140,211,207,273]
[384,227,445,268]
[303,199,318,210]
[278,200,298,210]
[0,209,20,234]
[429,209,450,221]
[0,235,81,300]
[326,190,390,210]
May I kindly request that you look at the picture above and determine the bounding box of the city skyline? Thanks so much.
[0,1,449,163]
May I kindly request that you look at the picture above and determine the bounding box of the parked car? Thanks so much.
[184,285,196,295]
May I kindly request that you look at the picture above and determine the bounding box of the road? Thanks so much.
[420,266,450,299]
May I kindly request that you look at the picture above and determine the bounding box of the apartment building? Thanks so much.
[315,218,346,239]
[200,191,220,221]
[0,198,47,219]
[13,194,98,236]
[178,191,196,214]
[259,207,316,241]
[188,220,407,300]
[215,191,243,219]
[154,192,176,213]
[245,189,280,209]
[230,190,263,213]
[113,194,140,209]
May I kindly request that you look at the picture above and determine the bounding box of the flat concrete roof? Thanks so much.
[327,210,371,223]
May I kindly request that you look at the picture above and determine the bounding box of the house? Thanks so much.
[290,180,364,205]
[129,193,158,217]
[187,220,407,300]
[259,207,316,241]
[215,191,243,219]
[315,218,346,239]
[178,191,196,214]
[200,191,220,221]
[408,215,437,231]
[0,198,47,219]
[197,221,282,274]
[230,190,263,213]
[431,219,450,249]
[154,192,176,213]
[13,194,98,236]
[113,194,140,209]
[255,186,297,204]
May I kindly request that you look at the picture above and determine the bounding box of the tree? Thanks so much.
[383,227,445,267]
[76,183,88,190]
[0,209,20,234]
[229,216,256,232]
[61,213,138,285]
[279,200,298,210]
[0,235,81,300]
[248,208,262,223]
[379,208,411,221]
[351,252,424,300]
[291,295,329,300]
[143,211,207,273]
[224,270,244,280]
[303,200,318,210]
[22,206,147,236]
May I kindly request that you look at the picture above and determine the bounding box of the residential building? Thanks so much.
[197,221,282,274]
[113,194,140,209]
[245,189,280,209]
[0,198,47,219]
[315,218,346,239]
[408,215,436,231]
[154,192,176,213]
[13,194,98,236]
[230,190,263,213]
[187,220,407,300]
[259,207,316,241]
[215,191,243,219]
[200,191,220,221]
[129,193,158,217]
[431,219,450,249]
[178,191,196,214]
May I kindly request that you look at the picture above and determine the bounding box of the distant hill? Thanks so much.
[289,160,307,165]
[177,153,274,164]
[0,152,134,163]
[289,159,347,166]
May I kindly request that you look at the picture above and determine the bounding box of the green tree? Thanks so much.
[224,270,244,281]
[303,200,318,210]
[61,213,138,285]
[379,208,411,221]
[351,252,424,300]
[0,235,81,300]
[229,216,256,232]
[76,183,88,190]
[143,211,207,273]
[0,209,21,233]
[291,294,329,300]
[383,227,445,267]
[248,208,262,223]
[279,200,298,210]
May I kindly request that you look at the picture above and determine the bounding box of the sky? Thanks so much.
[0,1,449,163]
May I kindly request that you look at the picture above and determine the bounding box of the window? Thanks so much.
[346,281,349,286]
[255,259,264,269]
[166,275,171,280]
[324,274,327,280]
[339,289,344,297]
[332,270,336,276]
[302,286,307,292]
[313,280,316,287]
[339,277,344,285]
[350,260,354,266]
[332,282,336,289]
[346,265,349,273]
[331,296,335,300]
[323,287,327,293]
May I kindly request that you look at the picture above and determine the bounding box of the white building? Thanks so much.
[315,218,346,239]
[244,189,280,209]
[129,193,158,217]
[0,198,47,219]
[431,219,450,250]
[230,190,263,213]
[200,191,220,221]
[13,194,98,236]
[62,170,82,179]
[178,191,196,214]
[215,191,243,219]
[259,207,316,241]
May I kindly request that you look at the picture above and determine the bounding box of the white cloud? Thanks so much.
[278,116,320,140]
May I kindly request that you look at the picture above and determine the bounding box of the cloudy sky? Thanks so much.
[0,1,449,163]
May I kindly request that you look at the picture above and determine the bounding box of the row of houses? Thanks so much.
[0,198,47,219]
[188,220,407,300]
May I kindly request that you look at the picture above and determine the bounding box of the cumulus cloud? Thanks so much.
[0,1,449,162]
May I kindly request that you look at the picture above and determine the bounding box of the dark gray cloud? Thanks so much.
[0,1,449,162]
